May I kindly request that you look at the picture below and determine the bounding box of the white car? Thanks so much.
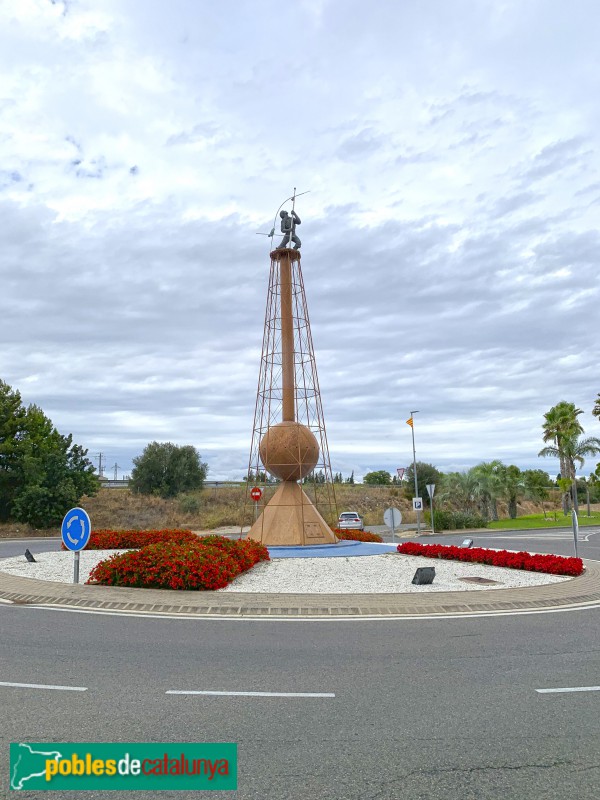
[337,511,364,530]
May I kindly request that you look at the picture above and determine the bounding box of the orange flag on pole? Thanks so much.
[406,418,413,427]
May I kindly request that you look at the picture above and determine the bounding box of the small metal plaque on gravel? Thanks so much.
[458,576,502,585]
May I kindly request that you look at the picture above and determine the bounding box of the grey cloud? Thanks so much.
[166,122,220,146]
[336,128,384,161]
[1,0,600,480]
[490,191,540,218]
[520,137,590,182]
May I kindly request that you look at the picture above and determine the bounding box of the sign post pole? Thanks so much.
[383,507,402,544]
[426,483,436,535]
[250,487,263,523]
[61,507,91,585]
[572,509,579,559]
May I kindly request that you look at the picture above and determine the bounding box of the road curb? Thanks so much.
[1,560,599,619]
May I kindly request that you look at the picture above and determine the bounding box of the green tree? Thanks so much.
[587,473,600,504]
[0,381,27,521]
[0,381,98,526]
[471,460,504,520]
[592,393,600,420]
[540,434,600,513]
[540,401,584,512]
[438,471,478,513]
[403,462,443,500]
[304,469,326,484]
[244,470,268,483]
[130,442,207,498]
[522,469,551,517]
[363,470,392,485]
[495,464,522,519]
[578,476,595,517]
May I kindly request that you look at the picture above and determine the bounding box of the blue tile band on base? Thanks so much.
[267,541,399,558]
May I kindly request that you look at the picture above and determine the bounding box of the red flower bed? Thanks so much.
[334,529,384,543]
[397,542,583,576]
[195,535,270,571]
[86,536,270,591]
[62,529,198,550]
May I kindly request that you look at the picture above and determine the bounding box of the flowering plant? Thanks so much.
[63,529,198,550]
[87,536,269,591]
[334,529,384,543]
[396,542,584,576]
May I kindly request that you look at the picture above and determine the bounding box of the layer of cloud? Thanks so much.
[1,0,599,481]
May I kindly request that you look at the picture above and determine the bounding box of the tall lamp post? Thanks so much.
[408,410,420,534]
[571,471,579,559]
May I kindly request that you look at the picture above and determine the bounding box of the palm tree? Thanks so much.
[471,461,503,520]
[540,402,584,511]
[539,434,600,513]
[497,464,522,519]
[439,471,478,514]
[579,476,592,517]
[593,393,600,421]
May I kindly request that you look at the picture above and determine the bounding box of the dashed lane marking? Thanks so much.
[0,680,87,692]
[166,690,335,698]
[536,685,600,694]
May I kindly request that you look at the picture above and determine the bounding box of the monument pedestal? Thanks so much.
[247,481,337,546]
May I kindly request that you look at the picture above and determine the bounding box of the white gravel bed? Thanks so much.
[0,550,130,584]
[0,550,570,593]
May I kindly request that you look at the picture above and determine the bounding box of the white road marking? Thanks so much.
[0,680,87,692]
[536,685,600,694]
[13,601,600,622]
[166,690,334,697]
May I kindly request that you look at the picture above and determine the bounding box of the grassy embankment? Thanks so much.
[0,485,568,538]
[487,510,600,530]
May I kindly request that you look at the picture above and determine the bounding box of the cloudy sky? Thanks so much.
[1,0,599,481]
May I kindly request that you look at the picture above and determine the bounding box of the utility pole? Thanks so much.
[409,411,420,534]
[96,453,105,478]
[112,462,120,481]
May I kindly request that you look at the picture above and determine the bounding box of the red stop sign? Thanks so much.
[250,487,262,502]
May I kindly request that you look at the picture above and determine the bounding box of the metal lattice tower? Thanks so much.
[243,246,338,543]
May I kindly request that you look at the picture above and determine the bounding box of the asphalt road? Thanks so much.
[1,530,600,799]
[3,527,599,560]
[2,604,600,799]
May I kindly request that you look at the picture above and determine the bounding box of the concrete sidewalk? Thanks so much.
[1,560,598,619]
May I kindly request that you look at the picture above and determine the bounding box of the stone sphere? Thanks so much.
[259,421,320,482]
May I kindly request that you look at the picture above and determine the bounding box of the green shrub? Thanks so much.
[425,510,488,531]
[178,494,201,514]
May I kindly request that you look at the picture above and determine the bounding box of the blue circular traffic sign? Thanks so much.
[61,507,91,552]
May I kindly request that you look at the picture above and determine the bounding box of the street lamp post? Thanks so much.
[571,471,579,559]
[409,410,420,534]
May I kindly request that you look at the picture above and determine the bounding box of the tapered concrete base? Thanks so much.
[247,481,338,546]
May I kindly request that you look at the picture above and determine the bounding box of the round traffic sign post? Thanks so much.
[383,507,402,543]
[250,487,262,522]
[61,507,92,584]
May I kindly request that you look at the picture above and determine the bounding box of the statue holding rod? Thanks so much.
[277,209,301,250]
[256,188,309,250]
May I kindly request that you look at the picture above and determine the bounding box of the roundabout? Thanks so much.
[0,536,598,620]
[2,530,600,800]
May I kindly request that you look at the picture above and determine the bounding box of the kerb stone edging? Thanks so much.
[1,560,599,618]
